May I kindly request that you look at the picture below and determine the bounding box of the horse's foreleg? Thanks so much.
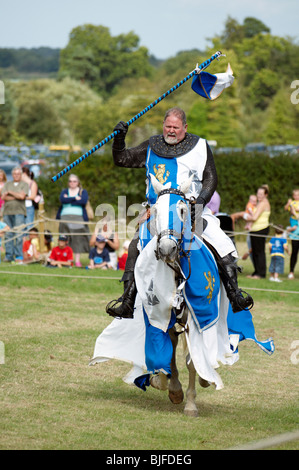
[184,355,198,418]
[168,327,184,404]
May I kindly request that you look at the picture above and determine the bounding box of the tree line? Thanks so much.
[0,17,298,222]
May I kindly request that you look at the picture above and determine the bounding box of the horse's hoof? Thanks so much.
[184,407,199,418]
[169,389,184,404]
[150,373,168,391]
[198,376,210,388]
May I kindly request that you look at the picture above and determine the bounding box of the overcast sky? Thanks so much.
[0,0,298,59]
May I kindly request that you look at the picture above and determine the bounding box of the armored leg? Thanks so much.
[218,253,254,313]
[106,235,139,319]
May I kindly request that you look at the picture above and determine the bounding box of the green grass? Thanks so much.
[0,254,298,450]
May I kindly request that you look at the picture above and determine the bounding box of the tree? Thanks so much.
[59,25,153,96]
[264,87,299,144]
[243,17,270,38]
[218,16,271,48]
[15,96,62,142]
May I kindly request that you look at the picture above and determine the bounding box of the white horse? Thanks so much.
[90,175,275,417]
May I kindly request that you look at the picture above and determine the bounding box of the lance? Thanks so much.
[51,50,224,182]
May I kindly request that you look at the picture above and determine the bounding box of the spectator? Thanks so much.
[0,217,9,263]
[87,234,111,270]
[286,222,299,279]
[23,227,40,263]
[268,225,289,282]
[48,234,73,268]
[90,218,119,270]
[284,188,299,227]
[23,228,54,264]
[244,184,271,279]
[21,167,38,232]
[0,166,29,263]
[206,190,221,214]
[44,230,54,255]
[231,194,258,262]
[0,169,7,216]
[56,174,90,267]
[118,240,130,270]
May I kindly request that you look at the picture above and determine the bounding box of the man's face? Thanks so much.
[163,114,187,145]
[12,170,22,182]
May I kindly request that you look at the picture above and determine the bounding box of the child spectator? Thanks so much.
[244,194,257,230]
[23,228,54,264]
[0,218,9,262]
[284,189,299,227]
[118,240,130,270]
[268,225,289,282]
[48,235,73,268]
[23,227,40,263]
[87,234,111,270]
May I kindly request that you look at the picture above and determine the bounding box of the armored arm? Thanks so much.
[112,121,148,168]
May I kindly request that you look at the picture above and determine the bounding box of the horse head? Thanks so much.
[150,173,193,263]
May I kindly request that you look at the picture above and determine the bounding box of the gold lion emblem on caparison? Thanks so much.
[153,164,170,184]
[204,271,215,304]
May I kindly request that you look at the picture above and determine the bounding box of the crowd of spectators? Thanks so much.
[0,166,298,279]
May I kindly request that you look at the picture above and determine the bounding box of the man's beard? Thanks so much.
[164,134,178,144]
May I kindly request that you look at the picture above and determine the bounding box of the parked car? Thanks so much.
[215,147,243,155]
[267,144,297,157]
[245,143,267,153]
[21,159,46,178]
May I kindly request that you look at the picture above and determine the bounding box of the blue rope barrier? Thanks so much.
[51,51,223,182]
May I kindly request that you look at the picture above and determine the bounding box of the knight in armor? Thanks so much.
[106,107,253,318]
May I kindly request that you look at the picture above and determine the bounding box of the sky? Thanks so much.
[0,0,298,59]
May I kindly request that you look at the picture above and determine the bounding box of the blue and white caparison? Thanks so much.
[90,175,275,402]
[135,174,274,388]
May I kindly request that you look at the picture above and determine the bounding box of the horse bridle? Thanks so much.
[155,187,189,246]
[154,187,194,282]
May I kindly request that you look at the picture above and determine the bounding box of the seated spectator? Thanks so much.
[118,240,130,270]
[90,218,119,270]
[87,234,111,270]
[23,227,40,263]
[48,235,73,268]
[23,228,54,264]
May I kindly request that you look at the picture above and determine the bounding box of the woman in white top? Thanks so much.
[22,167,38,232]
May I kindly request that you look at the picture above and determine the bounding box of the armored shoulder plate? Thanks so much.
[149,133,200,158]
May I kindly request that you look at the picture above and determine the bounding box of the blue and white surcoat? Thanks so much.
[145,137,207,204]
[145,138,237,258]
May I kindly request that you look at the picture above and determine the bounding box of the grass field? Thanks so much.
[0,248,298,450]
